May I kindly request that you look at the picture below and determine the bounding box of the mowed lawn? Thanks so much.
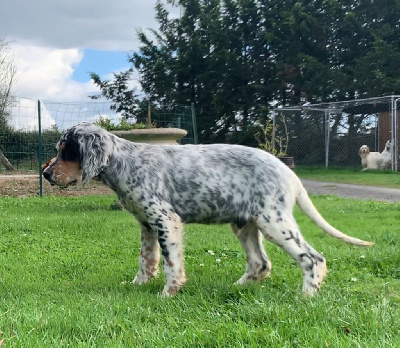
[0,194,399,347]
[294,166,400,188]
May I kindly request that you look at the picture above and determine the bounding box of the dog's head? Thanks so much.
[384,140,392,152]
[359,145,370,157]
[42,122,112,188]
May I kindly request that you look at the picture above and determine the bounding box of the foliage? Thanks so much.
[94,115,151,131]
[255,114,290,157]
[0,194,399,346]
[0,38,17,127]
[0,125,63,169]
[90,0,400,144]
[89,70,143,121]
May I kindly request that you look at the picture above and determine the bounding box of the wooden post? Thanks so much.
[0,148,14,170]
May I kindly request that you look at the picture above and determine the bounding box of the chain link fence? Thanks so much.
[276,96,400,170]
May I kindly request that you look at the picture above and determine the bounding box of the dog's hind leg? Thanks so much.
[231,222,271,285]
[256,213,327,296]
[132,222,160,285]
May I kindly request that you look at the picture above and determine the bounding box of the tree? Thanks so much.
[0,39,17,122]
[131,0,278,143]
[89,69,142,120]
[0,38,17,170]
[90,0,400,145]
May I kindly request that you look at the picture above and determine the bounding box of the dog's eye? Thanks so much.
[61,150,68,160]
[60,142,79,161]
[61,148,75,161]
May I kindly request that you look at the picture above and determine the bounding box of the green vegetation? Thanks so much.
[0,194,399,346]
[94,115,150,131]
[295,166,400,188]
[92,1,400,144]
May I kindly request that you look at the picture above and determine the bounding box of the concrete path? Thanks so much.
[301,179,400,203]
[0,174,37,179]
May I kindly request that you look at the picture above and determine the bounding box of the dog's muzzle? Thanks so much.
[42,169,54,185]
[42,168,78,188]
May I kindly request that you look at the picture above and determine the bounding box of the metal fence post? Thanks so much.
[272,110,277,154]
[191,103,198,144]
[37,100,43,197]
[394,97,400,171]
[324,108,330,168]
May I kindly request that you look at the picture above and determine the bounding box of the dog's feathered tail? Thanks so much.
[295,179,373,246]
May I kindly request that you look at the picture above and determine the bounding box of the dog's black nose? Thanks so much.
[43,170,51,180]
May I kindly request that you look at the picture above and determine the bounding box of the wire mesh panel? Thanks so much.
[39,100,129,164]
[0,97,39,172]
[277,96,399,169]
[148,104,195,145]
[277,108,327,166]
[328,107,379,167]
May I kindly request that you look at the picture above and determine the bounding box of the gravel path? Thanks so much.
[301,179,400,203]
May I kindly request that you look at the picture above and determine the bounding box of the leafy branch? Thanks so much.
[255,114,290,157]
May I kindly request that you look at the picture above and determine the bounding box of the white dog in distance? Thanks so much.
[359,140,392,170]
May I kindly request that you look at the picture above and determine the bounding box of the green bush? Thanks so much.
[94,116,150,131]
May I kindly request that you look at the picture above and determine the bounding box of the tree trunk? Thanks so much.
[0,148,14,170]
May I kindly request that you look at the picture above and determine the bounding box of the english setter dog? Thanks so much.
[359,140,392,170]
[43,123,372,297]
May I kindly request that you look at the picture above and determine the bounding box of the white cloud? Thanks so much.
[6,44,144,130]
[8,94,127,131]
[11,44,98,101]
[8,98,55,131]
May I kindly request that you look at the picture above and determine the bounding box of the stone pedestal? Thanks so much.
[111,128,187,145]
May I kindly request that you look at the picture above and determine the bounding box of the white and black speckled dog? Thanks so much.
[43,122,372,297]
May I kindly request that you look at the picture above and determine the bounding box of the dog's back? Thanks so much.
[130,144,292,224]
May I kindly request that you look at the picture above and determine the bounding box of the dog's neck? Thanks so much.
[98,162,121,192]
[97,151,137,194]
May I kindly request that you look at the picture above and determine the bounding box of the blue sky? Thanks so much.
[72,49,131,83]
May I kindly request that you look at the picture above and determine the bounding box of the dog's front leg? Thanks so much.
[132,222,159,285]
[153,210,186,296]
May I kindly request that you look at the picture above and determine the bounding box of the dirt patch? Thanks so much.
[0,176,113,198]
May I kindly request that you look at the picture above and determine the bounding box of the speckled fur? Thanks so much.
[43,122,372,296]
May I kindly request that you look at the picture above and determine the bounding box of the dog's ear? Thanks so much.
[75,129,112,184]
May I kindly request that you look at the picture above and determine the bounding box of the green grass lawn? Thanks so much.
[0,194,399,347]
[295,166,400,188]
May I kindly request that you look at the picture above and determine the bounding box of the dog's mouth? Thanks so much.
[59,179,78,189]
[46,178,78,188]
